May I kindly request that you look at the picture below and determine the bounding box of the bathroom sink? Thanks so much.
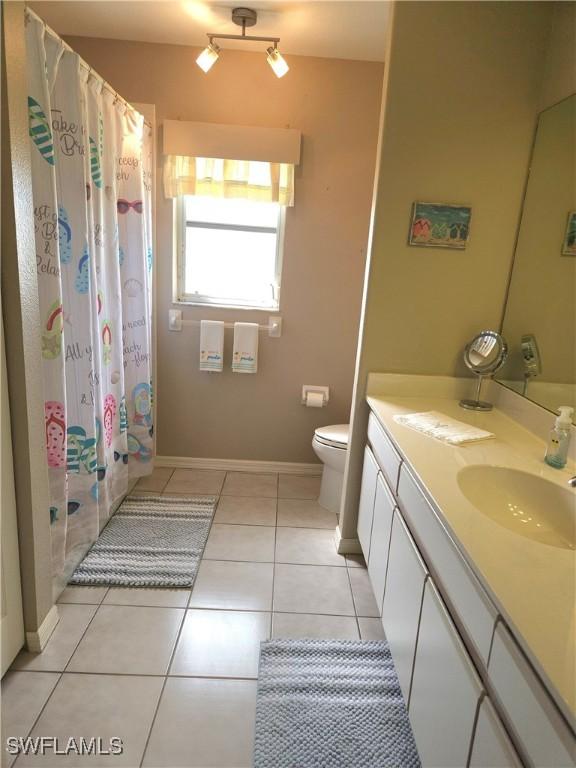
[457,466,575,550]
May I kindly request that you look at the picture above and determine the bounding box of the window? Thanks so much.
[176,196,284,310]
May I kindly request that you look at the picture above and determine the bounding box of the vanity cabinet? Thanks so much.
[409,580,484,767]
[357,445,379,558]
[366,473,395,614]
[488,623,575,768]
[381,511,428,701]
[469,699,523,768]
[367,412,402,491]
[397,464,497,663]
[357,405,576,768]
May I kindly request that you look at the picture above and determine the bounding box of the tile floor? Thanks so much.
[3,467,384,768]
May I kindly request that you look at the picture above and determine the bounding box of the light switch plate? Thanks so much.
[169,309,182,331]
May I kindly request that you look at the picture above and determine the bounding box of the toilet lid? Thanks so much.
[314,424,349,449]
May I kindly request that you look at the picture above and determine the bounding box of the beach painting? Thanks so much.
[561,211,576,256]
[409,202,472,249]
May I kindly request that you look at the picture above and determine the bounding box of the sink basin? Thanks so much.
[457,466,575,550]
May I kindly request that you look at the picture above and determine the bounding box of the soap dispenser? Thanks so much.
[544,406,574,469]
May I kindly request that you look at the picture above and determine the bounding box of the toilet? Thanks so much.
[312,424,350,514]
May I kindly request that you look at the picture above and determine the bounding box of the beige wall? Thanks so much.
[539,2,576,111]
[67,36,384,463]
[339,1,554,542]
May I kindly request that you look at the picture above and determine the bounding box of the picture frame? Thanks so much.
[408,202,472,250]
[561,211,576,256]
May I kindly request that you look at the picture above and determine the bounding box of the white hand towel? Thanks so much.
[199,320,224,372]
[232,322,259,373]
[393,411,495,445]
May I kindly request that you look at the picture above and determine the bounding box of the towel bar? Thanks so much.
[168,310,282,337]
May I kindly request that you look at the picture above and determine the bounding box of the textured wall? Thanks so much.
[67,36,384,463]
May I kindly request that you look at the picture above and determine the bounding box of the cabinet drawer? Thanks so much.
[367,413,402,492]
[489,622,575,767]
[409,579,484,768]
[469,698,523,768]
[367,473,396,615]
[398,463,497,662]
[357,445,379,559]
[381,510,428,702]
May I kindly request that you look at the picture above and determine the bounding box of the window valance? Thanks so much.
[163,120,300,205]
[163,156,295,206]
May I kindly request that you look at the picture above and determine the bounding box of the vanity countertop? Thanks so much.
[366,385,575,726]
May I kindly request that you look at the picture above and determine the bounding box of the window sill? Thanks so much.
[173,298,279,313]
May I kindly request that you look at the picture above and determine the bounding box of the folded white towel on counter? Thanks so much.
[232,322,259,373]
[199,320,224,372]
[393,411,495,445]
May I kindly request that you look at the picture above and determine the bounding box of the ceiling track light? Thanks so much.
[196,7,289,78]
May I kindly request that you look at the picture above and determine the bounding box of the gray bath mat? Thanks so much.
[70,494,216,587]
[254,639,421,768]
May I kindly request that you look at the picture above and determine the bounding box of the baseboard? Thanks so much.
[26,605,59,653]
[334,525,363,555]
[155,455,323,475]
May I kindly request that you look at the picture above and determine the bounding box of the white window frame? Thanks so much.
[174,196,284,311]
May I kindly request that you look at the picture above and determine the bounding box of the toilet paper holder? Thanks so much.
[301,385,329,407]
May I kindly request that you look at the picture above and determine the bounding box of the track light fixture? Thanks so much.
[196,7,289,78]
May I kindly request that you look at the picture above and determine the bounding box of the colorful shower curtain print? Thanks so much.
[26,13,154,581]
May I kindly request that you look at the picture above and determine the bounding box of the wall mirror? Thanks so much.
[496,94,576,423]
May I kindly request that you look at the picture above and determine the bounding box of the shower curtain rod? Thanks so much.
[25,6,152,130]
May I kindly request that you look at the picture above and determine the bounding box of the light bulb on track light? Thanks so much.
[196,41,220,73]
[266,46,289,78]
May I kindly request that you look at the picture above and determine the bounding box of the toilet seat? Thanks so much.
[313,424,349,450]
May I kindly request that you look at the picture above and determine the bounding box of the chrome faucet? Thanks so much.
[569,476,576,488]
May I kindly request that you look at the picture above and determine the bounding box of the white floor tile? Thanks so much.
[214,495,277,526]
[277,498,337,529]
[203,524,275,562]
[67,605,183,675]
[170,609,270,678]
[272,613,359,640]
[103,588,189,608]
[273,564,355,616]
[135,467,174,493]
[348,566,381,618]
[1,671,60,767]
[17,673,163,767]
[57,586,108,605]
[190,560,273,611]
[11,604,97,672]
[142,678,257,768]
[221,472,278,498]
[358,617,386,641]
[345,554,367,568]
[275,527,346,567]
[164,468,225,495]
[278,474,321,500]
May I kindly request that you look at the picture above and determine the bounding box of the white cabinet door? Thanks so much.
[488,622,575,768]
[367,473,395,616]
[469,698,522,768]
[409,579,484,768]
[357,445,379,559]
[381,511,428,701]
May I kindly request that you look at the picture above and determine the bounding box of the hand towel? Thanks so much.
[232,322,259,374]
[393,411,495,445]
[199,320,224,372]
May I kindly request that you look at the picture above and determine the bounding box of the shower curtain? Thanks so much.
[26,13,154,581]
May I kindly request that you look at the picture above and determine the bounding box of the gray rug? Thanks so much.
[254,639,421,768]
[70,494,216,587]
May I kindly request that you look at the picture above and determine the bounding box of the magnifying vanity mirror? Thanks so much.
[460,331,508,411]
[495,93,576,422]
